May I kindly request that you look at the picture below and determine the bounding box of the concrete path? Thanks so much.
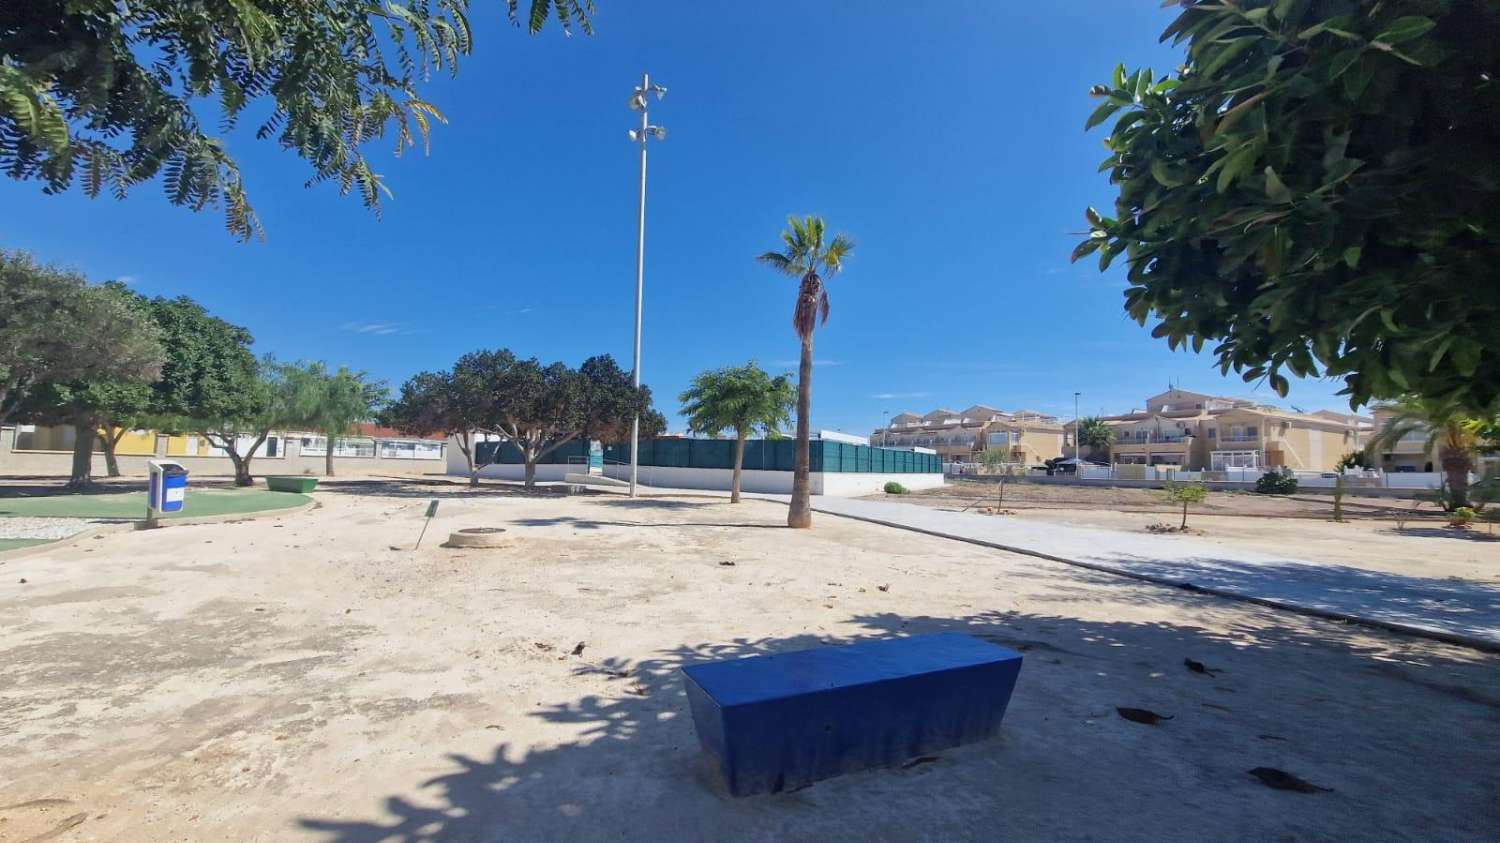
[803,496,1500,652]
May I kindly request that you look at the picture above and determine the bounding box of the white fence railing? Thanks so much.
[945,463,1466,490]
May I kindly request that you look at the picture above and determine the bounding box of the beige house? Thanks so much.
[1066,388,1370,472]
[1368,405,1437,473]
[872,404,1063,466]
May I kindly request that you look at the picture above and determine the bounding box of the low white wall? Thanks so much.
[818,472,946,496]
[469,463,574,483]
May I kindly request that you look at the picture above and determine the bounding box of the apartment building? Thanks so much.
[1066,388,1370,472]
[871,404,1064,465]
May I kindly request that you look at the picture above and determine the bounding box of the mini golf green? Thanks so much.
[0,538,50,552]
[0,489,311,520]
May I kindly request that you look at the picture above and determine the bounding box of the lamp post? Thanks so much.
[1073,391,1082,464]
[627,73,666,498]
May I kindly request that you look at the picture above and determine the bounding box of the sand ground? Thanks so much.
[893,482,1500,582]
[1,479,1497,841]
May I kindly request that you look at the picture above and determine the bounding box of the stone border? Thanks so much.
[807,502,1500,655]
[0,495,315,562]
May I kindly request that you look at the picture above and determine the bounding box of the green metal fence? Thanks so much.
[601,439,939,474]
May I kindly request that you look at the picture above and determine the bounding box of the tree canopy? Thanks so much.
[1,0,592,239]
[0,251,162,424]
[679,362,794,441]
[679,361,795,503]
[1078,0,1500,417]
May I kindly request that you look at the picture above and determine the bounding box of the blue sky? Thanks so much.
[0,2,1360,434]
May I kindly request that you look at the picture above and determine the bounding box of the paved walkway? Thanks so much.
[802,496,1500,652]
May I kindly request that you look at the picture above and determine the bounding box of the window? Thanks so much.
[301,436,375,457]
[13,424,75,452]
[1207,428,1216,439]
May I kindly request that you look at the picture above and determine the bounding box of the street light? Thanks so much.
[628,72,666,498]
[1073,391,1082,464]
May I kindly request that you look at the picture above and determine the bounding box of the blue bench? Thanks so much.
[681,632,1023,796]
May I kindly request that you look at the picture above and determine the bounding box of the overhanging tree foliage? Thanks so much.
[1078,0,1500,417]
[1,1,591,239]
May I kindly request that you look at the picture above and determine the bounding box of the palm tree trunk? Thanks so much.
[325,434,335,477]
[788,335,814,528]
[732,428,747,504]
[1441,450,1472,509]
[1180,500,1188,530]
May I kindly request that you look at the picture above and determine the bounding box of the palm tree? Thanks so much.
[757,215,854,528]
[1367,397,1488,509]
[1076,416,1115,463]
[679,362,796,503]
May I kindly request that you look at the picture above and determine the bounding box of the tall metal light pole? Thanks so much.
[1073,391,1082,463]
[627,73,666,498]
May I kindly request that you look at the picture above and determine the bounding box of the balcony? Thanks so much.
[1114,435,1191,450]
[1218,435,1261,444]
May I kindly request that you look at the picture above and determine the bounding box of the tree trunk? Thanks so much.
[1441,450,1472,510]
[524,455,537,488]
[731,428,747,504]
[101,428,122,478]
[788,335,814,528]
[228,451,254,486]
[67,424,94,491]
[1180,500,1188,530]
[325,433,335,477]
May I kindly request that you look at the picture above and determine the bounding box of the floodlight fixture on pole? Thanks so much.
[628,72,666,498]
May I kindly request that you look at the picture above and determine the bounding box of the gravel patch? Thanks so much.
[0,517,112,541]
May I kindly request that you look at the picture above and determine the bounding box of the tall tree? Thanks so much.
[0,251,158,426]
[8,281,162,487]
[1077,1,1500,417]
[143,295,268,485]
[0,1,591,239]
[488,354,651,487]
[757,215,854,528]
[384,352,511,486]
[293,363,387,476]
[1366,397,1493,510]
[679,362,795,503]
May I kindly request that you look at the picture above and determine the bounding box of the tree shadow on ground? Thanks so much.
[595,498,718,510]
[1089,552,1500,645]
[296,598,1500,841]
[314,479,588,501]
[510,515,785,531]
[1387,527,1499,543]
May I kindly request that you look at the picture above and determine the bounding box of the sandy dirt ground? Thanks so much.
[892,482,1500,583]
[1,479,1497,842]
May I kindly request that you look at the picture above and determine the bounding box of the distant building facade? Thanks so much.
[1063,388,1371,472]
[871,405,1064,466]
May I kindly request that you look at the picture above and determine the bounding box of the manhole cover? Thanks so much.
[443,527,509,549]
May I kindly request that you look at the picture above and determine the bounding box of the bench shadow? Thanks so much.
[295,598,1500,841]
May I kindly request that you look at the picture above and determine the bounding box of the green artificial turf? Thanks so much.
[0,489,309,520]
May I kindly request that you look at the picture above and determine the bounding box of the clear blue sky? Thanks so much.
[0,1,1359,434]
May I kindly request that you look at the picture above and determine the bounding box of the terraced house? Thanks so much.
[871,405,1064,466]
[1067,388,1370,472]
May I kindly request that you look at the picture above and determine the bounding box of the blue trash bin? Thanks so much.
[150,461,189,515]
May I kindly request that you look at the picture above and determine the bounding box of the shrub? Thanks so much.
[883,481,908,495]
[1449,507,1476,529]
[1255,471,1298,495]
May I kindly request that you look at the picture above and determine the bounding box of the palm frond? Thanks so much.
[756,251,800,276]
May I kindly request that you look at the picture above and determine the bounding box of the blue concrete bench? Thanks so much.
[681,632,1023,796]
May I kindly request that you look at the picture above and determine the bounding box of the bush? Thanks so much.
[883,481,908,495]
[1449,507,1476,528]
[1254,471,1298,495]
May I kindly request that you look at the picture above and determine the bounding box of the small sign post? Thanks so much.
[414,499,439,549]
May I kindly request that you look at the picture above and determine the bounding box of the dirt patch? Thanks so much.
[0,480,1496,840]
